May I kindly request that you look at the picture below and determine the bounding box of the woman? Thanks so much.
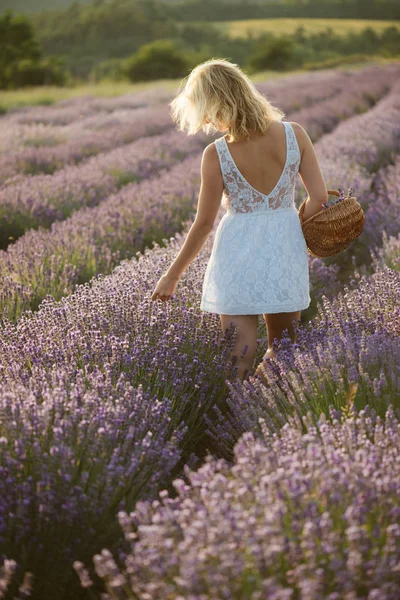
[151,58,328,384]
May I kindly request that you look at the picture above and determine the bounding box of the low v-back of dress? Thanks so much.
[200,121,311,315]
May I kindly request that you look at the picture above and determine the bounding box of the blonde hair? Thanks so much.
[170,58,285,142]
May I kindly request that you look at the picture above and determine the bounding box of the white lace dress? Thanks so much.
[200,121,311,315]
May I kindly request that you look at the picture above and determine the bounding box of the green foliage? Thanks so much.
[167,0,400,21]
[246,24,400,75]
[10,57,69,87]
[379,25,400,56]
[90,57,127,82]
[2,0,400,19]
[0,10,41,61]
[0,9,69,89]
[32,0,176,78]
[0,0,91,11]
[247,35,297,72]
[3,1,400,87]
[124,39,190,82]
[27,0,400,81]
[0,9,41,88]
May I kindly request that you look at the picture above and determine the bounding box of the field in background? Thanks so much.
[0,68,303,113]
[1,57,399,113]
[218,17,400,38]
[0,80,180,113]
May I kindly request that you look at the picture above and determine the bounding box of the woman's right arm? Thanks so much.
[291,122,328,221]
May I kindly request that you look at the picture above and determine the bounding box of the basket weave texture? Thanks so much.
[298,189,365,258]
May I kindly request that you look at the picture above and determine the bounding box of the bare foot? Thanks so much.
[252,360,271,388]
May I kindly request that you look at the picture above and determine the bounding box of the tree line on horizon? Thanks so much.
[0,0,399,88]
[2,0,400,19]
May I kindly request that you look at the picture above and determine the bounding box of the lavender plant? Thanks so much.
[0,192,398,598]
[0,68,343,181]
[0,130,205,248]
[286,67,399,142]
[2,86,174,127]
[203,264,400,464]
[364,155,400,260]
[0,153,203,320]
[0,105,175,183]
[1,64,397,232]
[0,231,238,596]
[74,405,400,599]
[372,230,400,272]
[294,79,400,297]
[0,372,189,597]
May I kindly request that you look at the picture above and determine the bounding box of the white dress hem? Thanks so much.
[200,299,311,315]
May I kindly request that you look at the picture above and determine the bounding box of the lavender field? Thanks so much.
[0,63,399,599]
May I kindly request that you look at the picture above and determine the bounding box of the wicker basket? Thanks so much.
[297,189,365,258]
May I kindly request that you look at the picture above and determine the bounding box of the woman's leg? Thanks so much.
[254,310,301,382]
[220,313,259,382]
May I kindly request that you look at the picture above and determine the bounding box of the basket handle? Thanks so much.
[303,190,340,202]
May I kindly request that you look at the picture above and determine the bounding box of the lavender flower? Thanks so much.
[78,406,400,598]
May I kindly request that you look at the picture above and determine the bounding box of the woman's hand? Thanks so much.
[150,274,180,302]
[302,197,323,221]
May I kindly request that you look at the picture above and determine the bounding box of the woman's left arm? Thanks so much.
[151,142,223,302]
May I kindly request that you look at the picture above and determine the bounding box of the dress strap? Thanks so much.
[283,121,301,165]
[214,136,227,176]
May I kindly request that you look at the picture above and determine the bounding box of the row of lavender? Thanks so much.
[1,67,399,322]
[0,239,398,596]
[71,87,400,597]
[0,105,174,184]
[0,69,347,181]
[1,86,173,127]
[301,76,400,302]
[0,67,363,157]
[0,130,206,249]
[0,70,354,247]
[0,77,399,597]
[72,152,399,597]
[74,405,400,599]
[2,65,395,248]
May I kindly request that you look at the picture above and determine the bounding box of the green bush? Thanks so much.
[0,10,69,89]
[124,39,190,82]
[381,25,400,55]
[90,57,127,83]
[10,57,69,87]
[0,9,41,88]
[247,35,297,72]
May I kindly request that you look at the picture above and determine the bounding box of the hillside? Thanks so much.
[0,0,267,13]
[0,0,91,11]
[3,0,391,81]
[220,18,400,38]
[1,0,399,18]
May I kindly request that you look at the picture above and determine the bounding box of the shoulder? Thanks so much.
[202,140,220,160]
[287,121,310,156]
[288,121,306,135]
[201,140,223,176]
[288,121,308,140]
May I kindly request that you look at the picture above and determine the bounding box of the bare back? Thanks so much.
[224,121,291,198]
[223,120,328,208]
